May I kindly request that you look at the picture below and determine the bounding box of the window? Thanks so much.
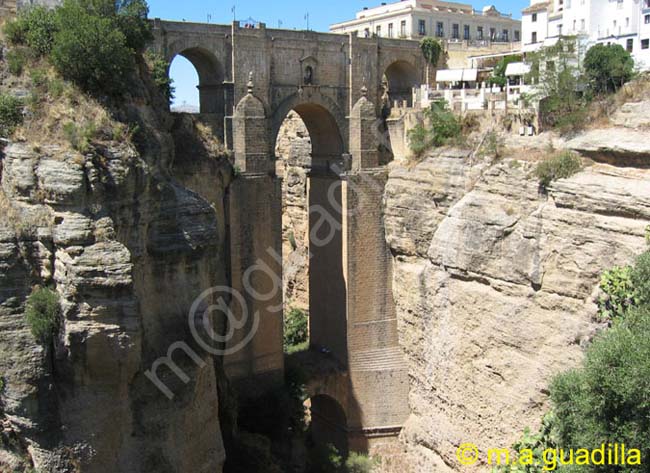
[645,15,650,25]
[626,17,629,27]
[453,23,460,39]
[436,21,444,37]
[558,24,563,36]
[478,26,484,40]
[364,28,370,38]
[573,20,576,31]
[503,29,509,41]
[418,19,426,35]
[400,20,406,37]
[376,25,382,37]
[642,39,649,50]
[581,19,585,30]
[464,24,471,39]
[490,27,496,40]
[514,30,520,41]
[388,23,394,37]
[627,38,634,52]
[532,31,538,43]
[532,13,538,22]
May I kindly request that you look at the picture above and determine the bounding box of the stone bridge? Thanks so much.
[150,19,424,454]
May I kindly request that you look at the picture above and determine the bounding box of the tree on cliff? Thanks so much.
[420,37,443,85]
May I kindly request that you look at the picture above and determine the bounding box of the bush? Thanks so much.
[63,121,97,152]
[51,2,133,96]
[631,251,650,307]
[6,47,30,75]
[307,444,343,473]
[584,44,635,95]
[284,308,308,353]
[488,55,522,88]
[550,306,650,472]
[24,288,61,344]
[345,453,377,473]
[407,100,461,157]
[146,51,175,103]
[534,151,582,188]
[0,94,24,138]
[598,265,638,321]
[3,6,57,55]
[224,432,283,473]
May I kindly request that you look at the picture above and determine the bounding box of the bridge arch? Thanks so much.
[384,60,419,107]
[168,44,225,115]
[271,92,347,167]
[310,394,349,456]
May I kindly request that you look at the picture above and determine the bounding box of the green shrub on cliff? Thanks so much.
[25,287,61,344]
[598,265,638,321]
[407,100,462,157]
[284,308,308,353]
[3,0,151,97]
[534,151,582,188]
[550,306,650,471]
[0,94,24,137]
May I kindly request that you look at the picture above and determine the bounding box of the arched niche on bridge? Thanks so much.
[272,96,348,366]
[310,395,349,457]
[384,60,419,108]
[169,46,225,116]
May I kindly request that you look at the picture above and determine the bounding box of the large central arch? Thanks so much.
[272,97,349,365]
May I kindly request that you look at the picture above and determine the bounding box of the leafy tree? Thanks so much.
[51,0,133,95]
[25,288,61,344]
[488,55,522,87]
[526,37,588,133]
[420,37,443,84]
[584,43,634,95]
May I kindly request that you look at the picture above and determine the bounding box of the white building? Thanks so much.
[330,0,522,44]
[522,0,650,69]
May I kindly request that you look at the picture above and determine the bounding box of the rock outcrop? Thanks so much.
[384,150,650,471]
[0,110,232,471]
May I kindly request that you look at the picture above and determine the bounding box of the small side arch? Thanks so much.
[168,44,225,115]
[384,60,419,107]
[310,394,349,456]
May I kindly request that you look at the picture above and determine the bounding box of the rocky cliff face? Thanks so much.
[0,91,232,471]
[275,111,311,312]
[384,137,650,470]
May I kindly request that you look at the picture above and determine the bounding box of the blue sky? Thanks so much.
[149,0,528,107]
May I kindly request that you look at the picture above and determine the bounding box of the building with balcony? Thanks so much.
[522,0,650,69]
[330,0,522,45]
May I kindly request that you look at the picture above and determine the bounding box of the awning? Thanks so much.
[505,62,531,76]
[436,69,478,82]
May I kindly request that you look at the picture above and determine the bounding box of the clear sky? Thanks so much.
[148,0,528,108]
